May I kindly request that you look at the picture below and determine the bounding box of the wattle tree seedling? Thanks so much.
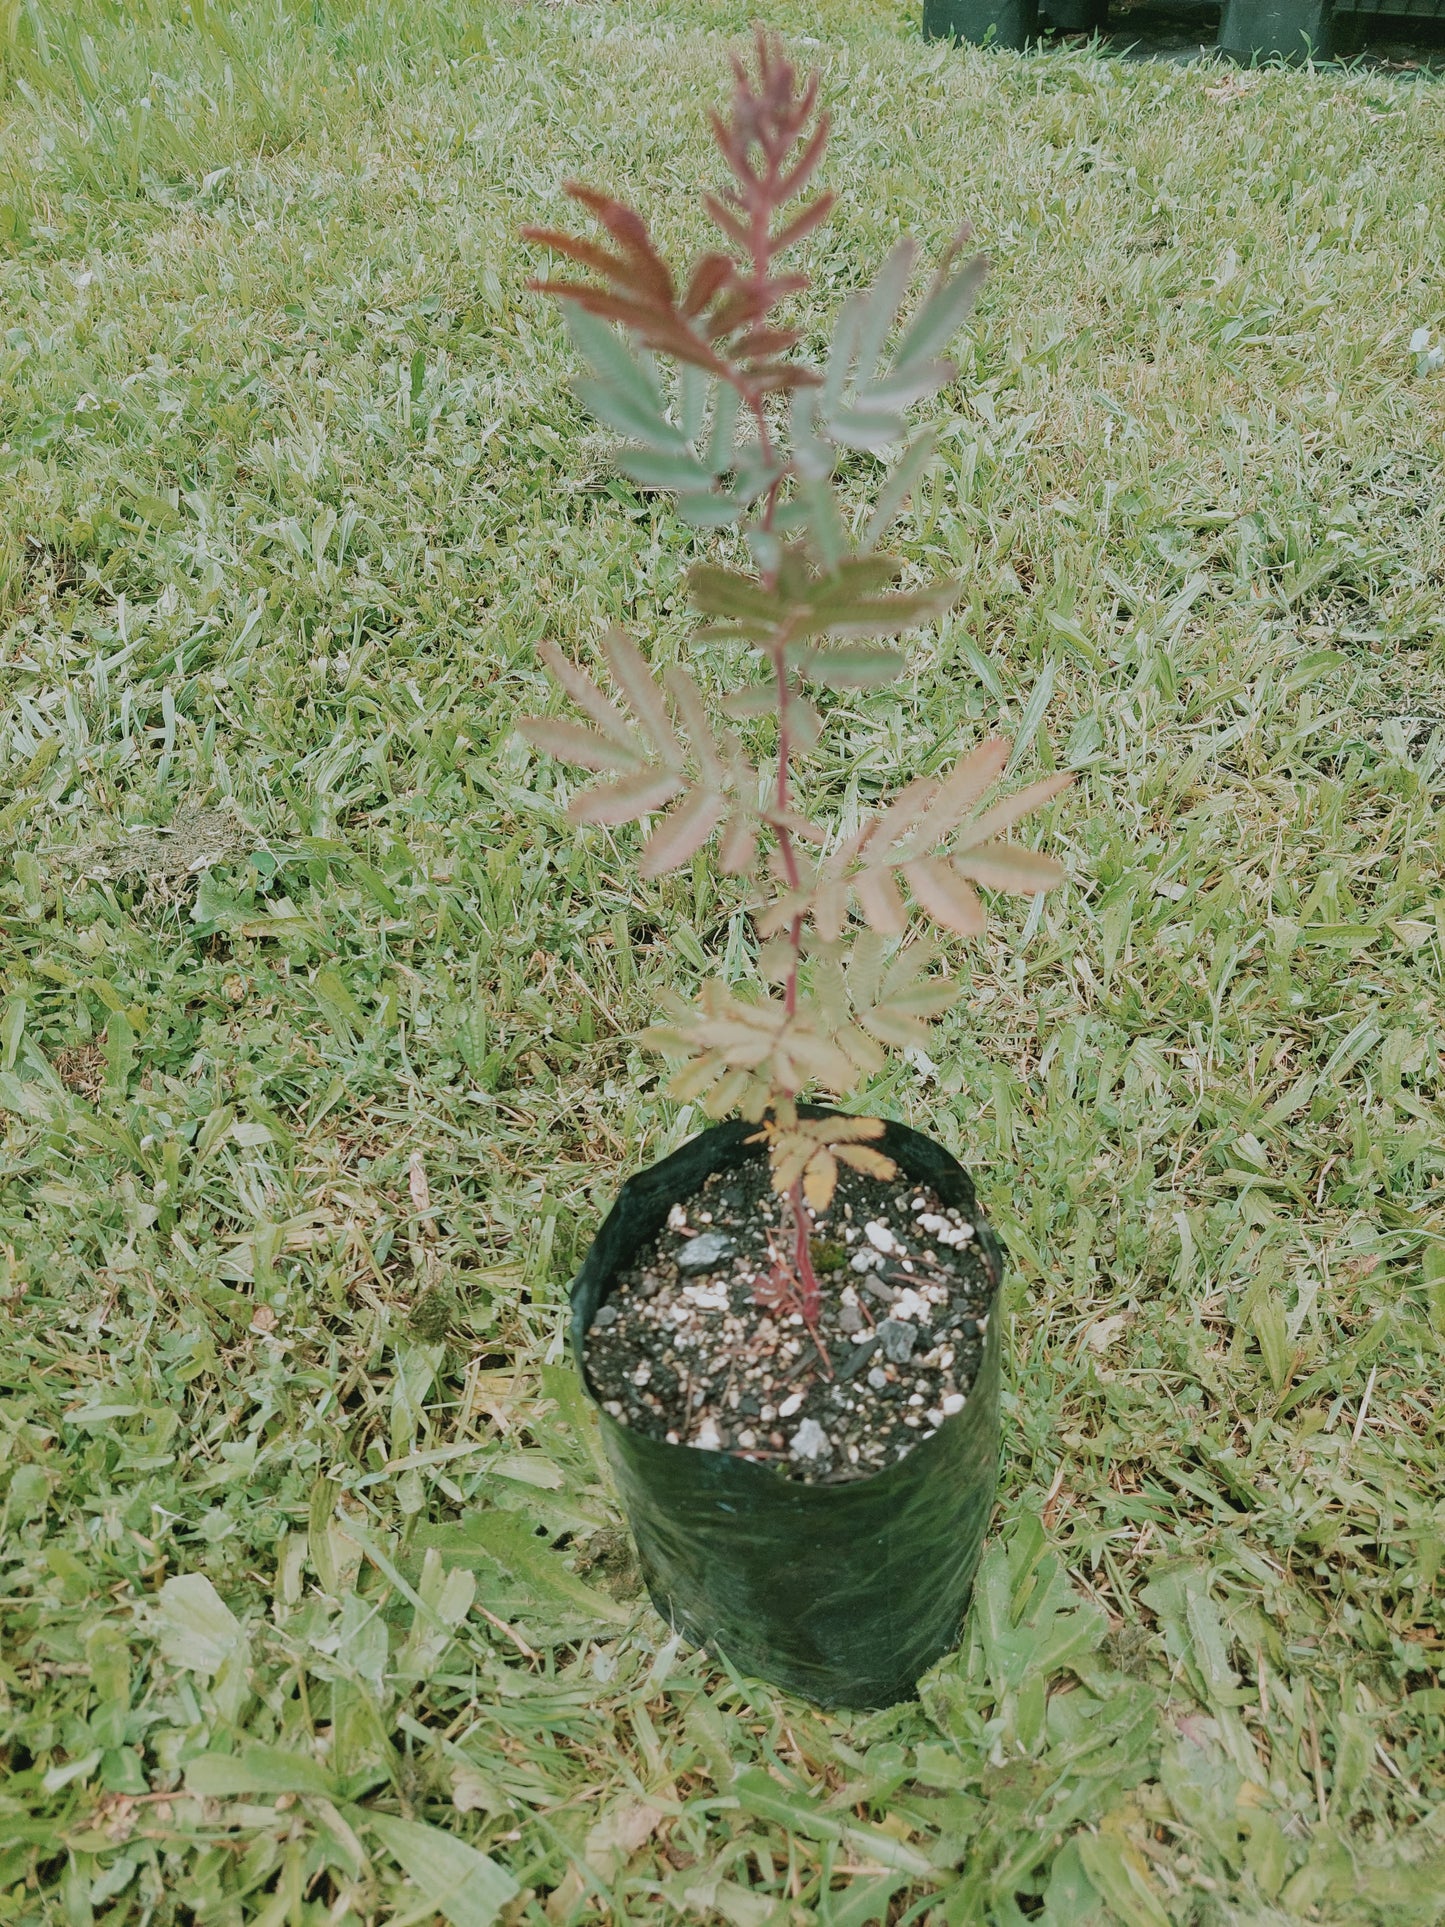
[520,31,1071,1344]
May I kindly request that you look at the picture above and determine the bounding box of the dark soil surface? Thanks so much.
[584,1153,997,1485]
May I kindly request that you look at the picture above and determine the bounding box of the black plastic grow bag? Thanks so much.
[569,1110,1005,1710]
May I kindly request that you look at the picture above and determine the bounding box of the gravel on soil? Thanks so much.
[584,1151,996,1485]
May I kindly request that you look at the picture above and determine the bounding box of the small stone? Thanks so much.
[866,1367,889,1391]
[850,1248,884,1274]
[603,1400,623,1416]
[665,1430,681,1444]
[636,1272,662,1298]
[926,1409,943,1427]
[877,1318,918,1364]
[907,1393,924,1407]
[942,1392,966,1415]
[839,1300,865,1336]
[891,1287,930,1325]
[961,1317,980,1338]
[676,1231,737,1272]
[592,1303,619,1328]
[693,1416,723,1451]
[838,1333,879,1380]
[789,1417,830,1461]
[632,1362,652,1387]
[667,1204,689,1232]
[777,1390,804,1419]
[736,1428,757,1449]
[864,1220,901,1255]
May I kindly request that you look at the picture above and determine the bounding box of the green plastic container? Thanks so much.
[923,0,1039,48]
[1218,0,1336,56]
[569,1110,1005,1710]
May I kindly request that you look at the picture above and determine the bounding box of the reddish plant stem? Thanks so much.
[789,1174,829,1349]
[736,158,826,1347]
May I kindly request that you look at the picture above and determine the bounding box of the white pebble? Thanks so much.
[777,1391,804,1418]
[760,1403,776,1422]
[864,1220,901,1255]
[693,1417,723,1451]
[916,1211,974,1248]
[891,1287,930,1325]
[942,1392,965,1415]
[736,1429,757,1449]
[631,1363,651,1387]
[926,1409,943,1427]
[908,1393,925,1407]
[850,1249,885,1274]
[789,1418,830,1460]
[667,1204,689,1231]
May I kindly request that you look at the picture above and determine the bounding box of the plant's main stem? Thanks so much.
[741,166,827,1354]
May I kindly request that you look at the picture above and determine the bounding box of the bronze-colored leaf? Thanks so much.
[638,786,727,877]
[718,810,758,875]
[853,865,907,935]
[516,717,639,775]
[663,665,728,787]
[913,737,1010,846]
[955,843,1066,894]
[568,767,683,827]
[536,640,632,743]
[903,857,986,937]
[602,629,683,765]
[833,1143,897,1181]
[955,770,1074,851]
[802,1148,838,1211]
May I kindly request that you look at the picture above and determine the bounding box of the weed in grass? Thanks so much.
[0,1,1442,1922]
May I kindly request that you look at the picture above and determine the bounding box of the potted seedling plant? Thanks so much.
[519,33,1073,1709]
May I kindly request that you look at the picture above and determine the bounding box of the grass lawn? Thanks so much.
[2,0,1445,1920]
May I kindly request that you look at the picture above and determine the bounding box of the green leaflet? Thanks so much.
[185,1742,337,1798]
[364,1811,519,1927]
[731,1768,934,1876]
[416,1511,631,1624]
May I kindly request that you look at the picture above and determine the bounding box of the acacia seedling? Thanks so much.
[520,32,1072,1347]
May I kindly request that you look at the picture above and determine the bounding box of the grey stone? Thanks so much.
[838,1299,866,1336]
[592,1303,619,1328]
[866,1367,889,1391]
[877,1318,918,1363]
[789,1417,830,1461]
[676,1231,737,1273]
[838,1333,879,1379]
